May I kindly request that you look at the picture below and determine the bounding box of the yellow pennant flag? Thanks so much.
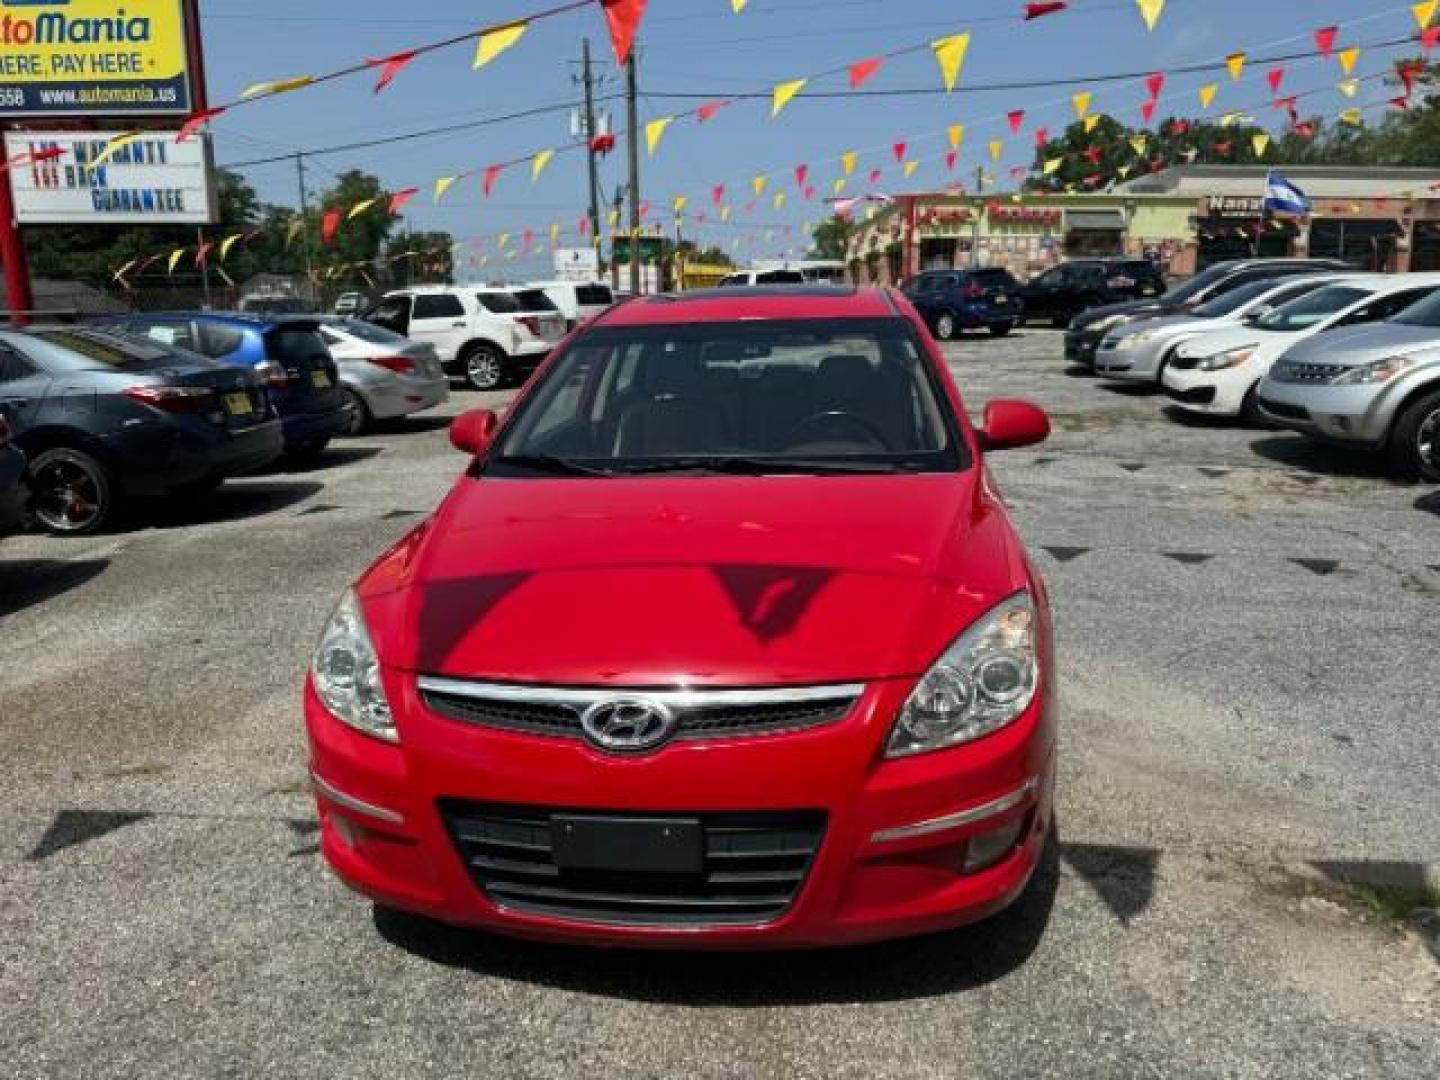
[672,195,687,213]
[773,192,787,210]
[719,205,731,222]
[771,79,806,117]
[166,248,186,275]
[732,0,747,11]
[842,151,857,175]
[1198,83,1218,108]
[752,174,768,195]
[497,232,510,250]
[433,175,457,202]
[88,131,141,169]
[1135,0,1165,31]
[286,218,304,247]
[111,258,137,284]
[1072,92,1092,119]
[1415,1,1438,29]
[987,138,1003,161]
[1252,132,1271,157]
[347,198,377,221]
[1225,52,1246,81]
[1339,108,1363,126]
[218,233,243,262]
[1116,164,1133,179]
[903,160,919,178]
[1129,135,1147,156]
[1219,111,1242,128]
[931,33,971,92]
[1083,114,1102,134]
[644,117,672,156]
[549,222,560,244]
[832,178,847,195]
[475,23,527,69]
[240,75,314,100]
[607,208,619,227]
[1337,47,1359,75]
[531,149,554,179]
[1043,157,1063,175]
[1338,79,1359,98]
[947,124,965,150]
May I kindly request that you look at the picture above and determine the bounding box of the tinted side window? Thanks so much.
[512,289,560,312]
[137,320,197,350]
[197,322,248,358]
[368,296,411,331]
[0,347,35,383]
[575,285,613,305]
[413,294,465,319]
[1345,288,1440,324]
[268,328,331,364]
[477,293,522,314]
[755,270,804,284]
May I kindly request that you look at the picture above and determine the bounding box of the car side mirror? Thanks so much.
[978,399,1050,452]
[450,408,499,455]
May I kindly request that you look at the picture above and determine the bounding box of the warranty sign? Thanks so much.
[0,0,198,117]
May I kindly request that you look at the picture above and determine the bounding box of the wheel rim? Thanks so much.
[344,391,365,433]
[33,458,103,532]
[1417,406,1440,472]
[467,352,501,388]
[937,316,954,338]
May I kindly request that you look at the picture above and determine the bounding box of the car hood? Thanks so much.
[1175,323,1302,358]
[1109,313,1233,342]
[1073,297,1174,328]
[358,472,1031,687]
[1272,320,1440,367]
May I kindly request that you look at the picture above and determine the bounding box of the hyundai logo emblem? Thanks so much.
[579,698,678,753]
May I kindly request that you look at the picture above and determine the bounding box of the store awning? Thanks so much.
[1065,209,1126,231]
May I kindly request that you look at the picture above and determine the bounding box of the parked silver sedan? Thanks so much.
[1257,291,1440,480]
[316,318,449,434]
[1094,276,1338,385]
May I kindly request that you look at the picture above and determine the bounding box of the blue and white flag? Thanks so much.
[1264,169,1312,216]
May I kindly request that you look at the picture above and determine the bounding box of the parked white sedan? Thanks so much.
[317,318,450,434]
[1161,275,1440,422]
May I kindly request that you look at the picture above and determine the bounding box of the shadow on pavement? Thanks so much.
[0,558,108,617]
[373,830,1062,1006]
[261,446,384,475]
[125,480,324,531]
[1414,489,1440,515]
[1248,434,1395,480]
[1098,382,1159,398]
[374,415,455,435]
[1061,366,1096,379]
[1159,405,1250,430]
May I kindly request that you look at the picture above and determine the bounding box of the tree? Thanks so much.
[810,214,856,260]
[384,230,455,285]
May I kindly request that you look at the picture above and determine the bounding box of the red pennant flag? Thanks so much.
[1213,140,1233,156]
[868,168,882,183]
[27,146,63,163]
[712,184,725,206]
[579,216,591,235]
[639,200,650,218]
[794,164,808,188]
[1390,95,1411,110]
[1145,72,1165,99]
[1140,99,1156,123]
[1271,95,1297,112]
[177,106,226,142]
[321,209,341,244]
[1314,26,1338,57]
[1398,60,1424,95]
[482,165,503,196]
[696,99,728,122]
[601,0,647,66]
[1170,118,1191,135]
[590,133,615,154]
[891,141,907,163]
[1024,1,1067,18]
[945,151,958,170]
[1150,157,1166,173]
[1007,110,1024,133]
[1425,26,1440,52]
[1294,121,1316,141]
[387,187,419,215]
[1034,127,1048,147]
[195,239,215,268]
[522,228,534,250]
[1266,67,1285,95]
[1084,146,1103,164]
[1083,173,1101,187]
[743,200,756,212]
[367,50,418,93]
[849,58,883,89]
[800,184,814,200]
[1008,166,1027,180]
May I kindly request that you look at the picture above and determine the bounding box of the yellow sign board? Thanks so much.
[0,0,197,117]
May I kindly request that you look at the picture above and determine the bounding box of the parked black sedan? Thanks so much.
[0,327,283,535]
[0,413,26,537]
[1018,258,1165,329]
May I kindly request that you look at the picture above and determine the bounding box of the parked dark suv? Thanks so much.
[901,267,1024,339]
[1065,257,1351,368]
[1020,258,1165,328]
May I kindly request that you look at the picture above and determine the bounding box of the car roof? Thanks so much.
[132,311,319,330]
[596,285,897,326]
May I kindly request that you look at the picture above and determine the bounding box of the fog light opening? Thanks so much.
[962,816,1027,875]
[329,812,359,850]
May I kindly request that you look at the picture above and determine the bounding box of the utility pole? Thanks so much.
[580,38,604,252]
[294,152,316,303]
[625,45,641,295]
[197,227,212,309]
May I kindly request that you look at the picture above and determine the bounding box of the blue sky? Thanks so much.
[199,0,1424,278]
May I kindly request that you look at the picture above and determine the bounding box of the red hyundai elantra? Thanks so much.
[305,285,1056,947]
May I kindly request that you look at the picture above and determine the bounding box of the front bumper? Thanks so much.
[1095,338,1170,382]
[305,674,1056,948]
[1256,379,1398,448]
[1161,363,1253,417]
[1064,328,1105,367]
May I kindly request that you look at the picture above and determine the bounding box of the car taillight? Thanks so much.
[256,360,292,388]
[964,281,985,298]
[123,385,216,414]
[517,316,542,336]
[367,355,417,375]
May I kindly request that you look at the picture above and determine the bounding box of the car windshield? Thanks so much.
[328,318,408,345]
[1252,286,1369,332]
[1389,289,1440,328]
[1192,280,1284,318]
[18,328,186,369]
[488,318,965,477]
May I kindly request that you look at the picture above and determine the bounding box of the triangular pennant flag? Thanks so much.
[1339,108,1362,126]
[482,164,503,196]
[1252,132,1271,156]
[475,22,527,68]
[712,184,726,206]
[947,124,965,150]
[1007,110,1025,134]
[931,33,971,92]
[719,205,731,222]
[602,0,647,65]
[988,138,1004,161]
[388,187,419,215]
[732,0,746,12]
[1267,67,1285,95]
[867,168,882,183]
[1145,72,1165,99]
[1135,0,1164,31]
[346,198,377,221]
[498,231,511,250]
[1199,83,1218,108]
[1025,2,1068,18]
[286,218,304,248]
[528,149,553,179]
[644,117,672,156]
[772,79,806,117]
[241,75,315,100]
[945,150,959,170]
[849,57,883,89]
[794,164,809,188]
[87,131,141,169]
[1226,52,1246,80]
[321,209,341,244]
[773,192,786,210]
[1129,134,1148,156]
[832,178,847,195]
[1336,79,1359,97]
[1337,47,1359,75]
[1314,26,1338,58]
[1072,92,1092,119]
[194,239,215,268]
[696,99,727,122]
[368,50,418,93]
[1415,1,1438,29]
[1140,100,1156,123]
[672,195,687,214]
[841,151,857,176]
[177,107,226,142]
[218,233,243,262]
[1043,157,1063,175]
[751,174,768,195]
[1084,113,1102,133]
[903,160,919,178]
[892,142,907,163]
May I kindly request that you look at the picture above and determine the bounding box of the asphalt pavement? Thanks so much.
[1,328,1436,1079]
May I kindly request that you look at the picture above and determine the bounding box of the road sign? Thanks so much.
[553,246,600,282]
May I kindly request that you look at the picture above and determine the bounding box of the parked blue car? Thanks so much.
[900,267,1025,340]
[94,313,352,461]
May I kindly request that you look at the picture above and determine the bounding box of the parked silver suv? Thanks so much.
[1257,290,1440,480]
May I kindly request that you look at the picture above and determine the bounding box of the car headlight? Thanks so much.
[1088,314,1128,334]
[1329,355,1420,385]
[311,589,397,742]
[887,592,1039,758]
[1118,328,1161,350]
[1197,344,1257,372]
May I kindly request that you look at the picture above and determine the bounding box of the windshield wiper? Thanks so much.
[616,456,909,476]
[490,454,614,477]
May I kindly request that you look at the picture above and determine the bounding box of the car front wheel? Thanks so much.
[1389,388,1440,481]
[934,314,957,341]
[462,344,508,391]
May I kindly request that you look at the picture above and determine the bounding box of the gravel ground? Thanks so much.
[1,328,1436,1079]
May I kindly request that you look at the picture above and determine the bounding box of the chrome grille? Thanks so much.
[1271,360,1341,384]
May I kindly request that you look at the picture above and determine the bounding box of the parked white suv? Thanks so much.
[523,280,615,331]
[364,285,563,391]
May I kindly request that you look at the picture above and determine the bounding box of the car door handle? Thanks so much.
[451,321,466,328]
